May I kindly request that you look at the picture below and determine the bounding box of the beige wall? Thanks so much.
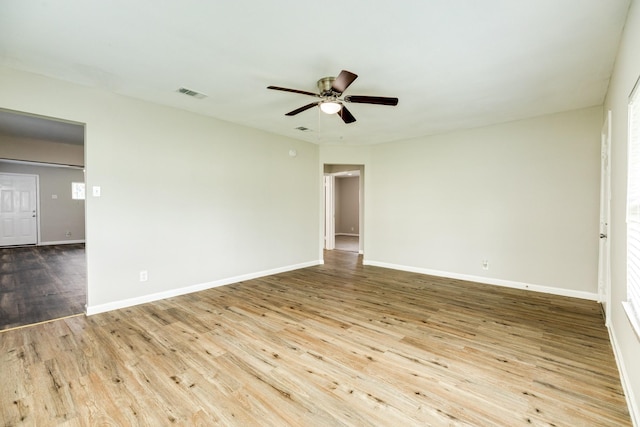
[604,0,640,421]
[0,135,84,166]
[0,67,320,312]
[0,162,85,243]
[366,106,602,294]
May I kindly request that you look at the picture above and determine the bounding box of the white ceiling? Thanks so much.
[0,0,631,146]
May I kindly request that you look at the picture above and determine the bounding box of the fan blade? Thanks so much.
[285,102,320,116]
[337,105,356,124]
[331,70,358,94]
[344,95,399,106]
[267,86,319,97]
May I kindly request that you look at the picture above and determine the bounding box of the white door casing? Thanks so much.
[598,110,612,325]
[0,173,38,246]
[324,175,335,250]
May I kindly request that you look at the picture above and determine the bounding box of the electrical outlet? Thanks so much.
[65,231,71,237]
[482,260,489,270]
[139,270,148,282]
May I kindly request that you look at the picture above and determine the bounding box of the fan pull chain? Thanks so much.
[317,103,322,142]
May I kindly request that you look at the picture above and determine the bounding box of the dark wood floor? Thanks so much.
[0,250,630,425]
[0,244,86,331]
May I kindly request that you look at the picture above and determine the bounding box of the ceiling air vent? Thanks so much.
[177,87,207,99]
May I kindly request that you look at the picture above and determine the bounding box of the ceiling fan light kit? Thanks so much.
[319,101,342,114]
[267,70,398,124]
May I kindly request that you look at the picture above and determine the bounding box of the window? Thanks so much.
[625,75,640,337]
[72,182,85,200]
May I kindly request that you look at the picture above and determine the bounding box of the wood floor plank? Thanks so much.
[0,250,631,426]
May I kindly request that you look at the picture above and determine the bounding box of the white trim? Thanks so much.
[608,321,640,426]
[324,175,335,250]
[86,260,323,316]
[36,174,41,245]
[335,233,359,237]
[362,259,598,301]
[39,239,85,245]
[623,301,640,341]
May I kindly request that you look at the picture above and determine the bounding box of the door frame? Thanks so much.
[598,109,612,326]
[322,164,364,255]
[0,107,87,322]
[324,174,336,250]
[0,171,40,246]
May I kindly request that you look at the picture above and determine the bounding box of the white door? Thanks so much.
[0,173,38,246]
[598,110,612,325]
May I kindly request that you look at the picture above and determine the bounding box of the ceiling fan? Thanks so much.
[267,70,398,124]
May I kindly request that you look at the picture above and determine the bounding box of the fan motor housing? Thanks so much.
[317,77,336,96]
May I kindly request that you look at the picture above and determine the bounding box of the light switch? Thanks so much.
[51,194,58,199]
[92,186,101,197]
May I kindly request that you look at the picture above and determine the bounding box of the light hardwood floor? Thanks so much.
[0,250,630,426]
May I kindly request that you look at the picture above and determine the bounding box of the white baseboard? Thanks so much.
[608,324,640,426]
[39,240,85,246]
[86,259,323,316]
[362,259,598,301]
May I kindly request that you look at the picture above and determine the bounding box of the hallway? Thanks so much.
[334,235,359,253]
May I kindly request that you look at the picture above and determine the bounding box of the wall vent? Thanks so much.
[177,87,207,99]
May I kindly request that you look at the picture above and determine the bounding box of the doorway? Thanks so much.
[0,109,86,330]
[324,164,364,254]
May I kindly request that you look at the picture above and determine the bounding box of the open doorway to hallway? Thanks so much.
[324,164,363,254]
[0,109,86,330]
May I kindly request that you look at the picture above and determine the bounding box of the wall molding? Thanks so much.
[86,259,323,316]
[608,323,640,426]
[39,239,85,246]
[362,259,598,301]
